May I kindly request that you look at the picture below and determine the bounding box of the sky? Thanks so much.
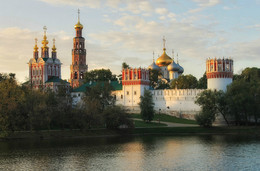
[0,0,260,83]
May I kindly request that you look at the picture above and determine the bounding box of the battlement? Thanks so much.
[122,68,150,85]
[206,58,233,79]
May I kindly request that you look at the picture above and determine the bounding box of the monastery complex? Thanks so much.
[28,11,234,119]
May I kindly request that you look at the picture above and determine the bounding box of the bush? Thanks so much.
[103,106,134,129]
[195,110,216,127]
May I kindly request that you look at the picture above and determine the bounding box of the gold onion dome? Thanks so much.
[74,21,83,29]
[156,48,173,67]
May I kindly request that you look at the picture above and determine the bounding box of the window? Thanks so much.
[74,72,78,79]
[127,91,129,95]
[80,72,84,79]
[121,95,123,99]
[78,93,80,97]
[134,91,137,95]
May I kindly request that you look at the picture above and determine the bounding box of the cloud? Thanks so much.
[39,0,101,8]
[155,8,168,15]
[189,0,221,13]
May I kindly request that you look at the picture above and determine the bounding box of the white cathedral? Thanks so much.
[72,37,234,119]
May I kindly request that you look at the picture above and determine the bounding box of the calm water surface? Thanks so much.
[0,135,259,171]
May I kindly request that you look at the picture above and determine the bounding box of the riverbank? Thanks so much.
[1,126,260,140]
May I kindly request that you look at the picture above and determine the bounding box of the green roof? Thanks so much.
[73,81,122,92]
[42,57,48,62]
[45,76,68,83]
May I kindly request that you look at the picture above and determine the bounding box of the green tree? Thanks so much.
[197,72,207,89]
[170,74,198,89]
[103,106,134,129]
[122,62,129,69]
[139,89,155,122]
[84,69,117,83]
[195,90,218,127]
[0,76,25,135]
[149,69,162,89]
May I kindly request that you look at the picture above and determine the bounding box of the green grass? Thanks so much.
[133,120,167,128]
[129,113,197,124]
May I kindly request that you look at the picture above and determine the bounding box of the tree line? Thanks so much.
[0,73,133,137]
[195,67,260,127]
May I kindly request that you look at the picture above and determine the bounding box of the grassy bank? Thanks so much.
[130,113,197,124]
[134,120,167,127]
[132,126,260,135]
[2,126,260,140]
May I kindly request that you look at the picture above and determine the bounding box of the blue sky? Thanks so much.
[0,0,260,82]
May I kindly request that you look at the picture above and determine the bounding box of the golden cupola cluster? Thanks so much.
[42,26,49,49]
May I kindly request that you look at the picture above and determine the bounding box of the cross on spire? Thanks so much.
[43,26,47,35]
[163,36,166,49]
[53,38,55,45]
[172,49,174,59]
[153,51,155,62]
[78,9,80,22]
[35,38,38,44]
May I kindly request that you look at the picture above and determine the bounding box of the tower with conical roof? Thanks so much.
[70,9,88,88]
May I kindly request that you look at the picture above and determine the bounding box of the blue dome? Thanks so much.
[167,61,180,72]
[148,62,160,71]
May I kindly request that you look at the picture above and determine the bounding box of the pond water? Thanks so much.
[0,134,259,170]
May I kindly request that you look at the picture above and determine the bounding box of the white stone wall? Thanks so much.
[207,78,232,91]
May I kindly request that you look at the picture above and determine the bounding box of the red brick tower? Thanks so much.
[70,9,88,88]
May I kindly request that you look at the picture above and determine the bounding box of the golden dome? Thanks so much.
[156,48,173,67]
[74,21,83,29]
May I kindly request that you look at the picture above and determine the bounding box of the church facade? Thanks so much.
[28,26,69,91]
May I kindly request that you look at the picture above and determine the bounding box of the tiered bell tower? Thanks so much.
[70,9,88,88]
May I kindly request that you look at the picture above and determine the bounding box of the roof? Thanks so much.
[73,81,122,92]
[42,57,48,62]
[45,76,68,83]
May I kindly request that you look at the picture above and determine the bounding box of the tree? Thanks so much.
[122,62,129,69]
[170,74,198,89]
[195,90,217,127]
[139,89,155,122]
[84,69,117,83]
[0,76,25,135]
[197,72,207,89]
[149,69,162,89]
[103,106,134,129]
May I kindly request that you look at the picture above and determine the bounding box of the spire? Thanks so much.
[52,38,57,59]
[74,9,83,30]
[172,49,174,60]
[33,38,39,60]
[41,26,49,58]
[153,51,155,62]
[163,36,166,51]
[78,8,80,22]
[42,26,49,48]
[34,38,38,52]
[52,38,56,52]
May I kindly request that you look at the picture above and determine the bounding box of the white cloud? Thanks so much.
[189,0,221,13]
[155,8,168,15]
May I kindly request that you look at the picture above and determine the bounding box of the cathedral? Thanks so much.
[28,26,69,91]
[148,37,184,81]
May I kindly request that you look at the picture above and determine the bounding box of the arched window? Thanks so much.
[80,72,84,79]
[74,72,78,79]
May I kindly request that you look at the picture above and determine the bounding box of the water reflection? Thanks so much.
[0,135,259,170]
